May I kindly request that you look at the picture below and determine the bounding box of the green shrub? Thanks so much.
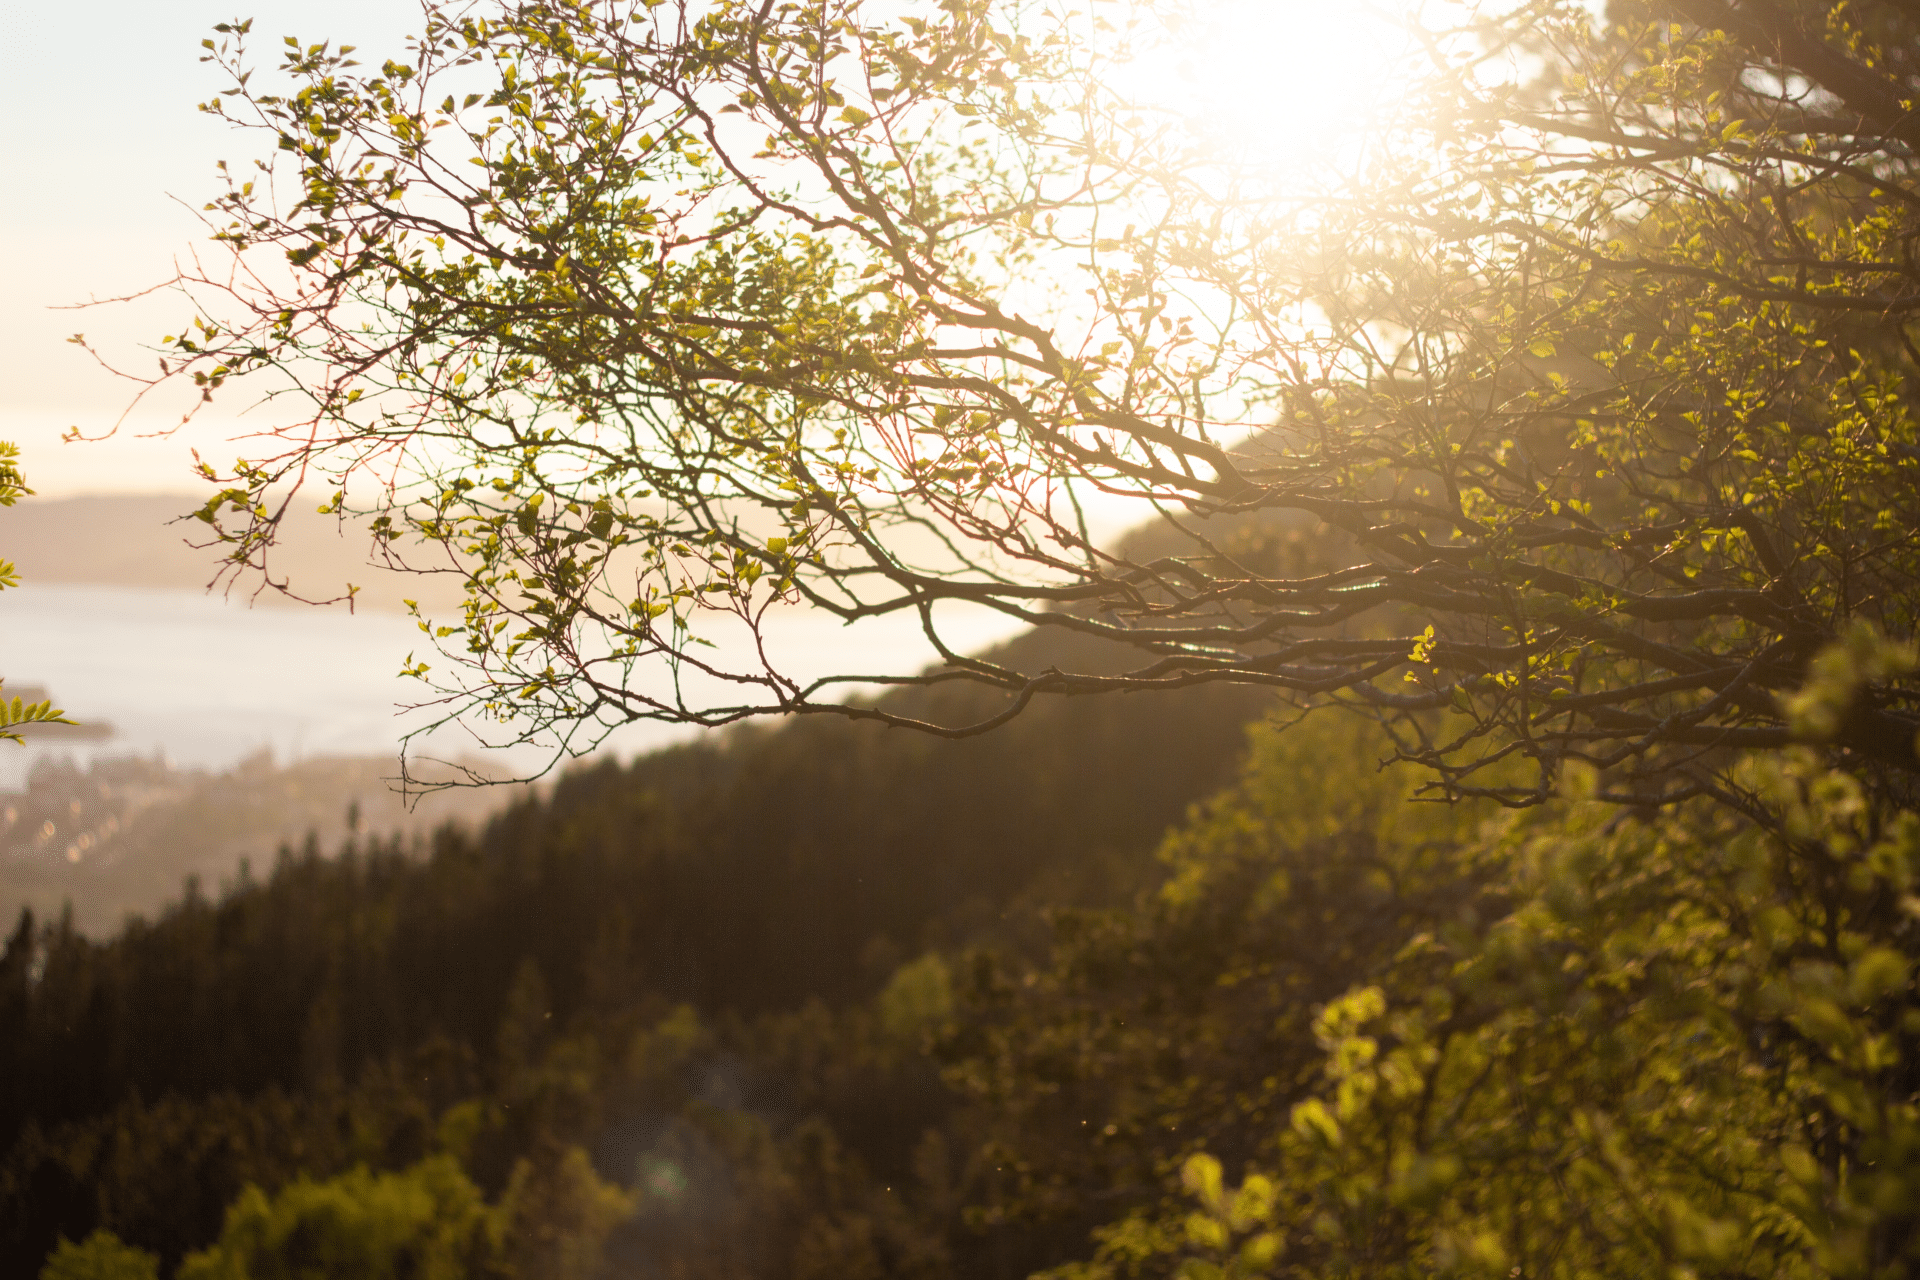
[37,1232,159,1280]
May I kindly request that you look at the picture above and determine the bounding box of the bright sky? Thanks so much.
[1120,0,1417,173]
[0,0,1411,498]
[0,0,417,497]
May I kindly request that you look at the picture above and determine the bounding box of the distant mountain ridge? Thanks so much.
[0,493,469,614]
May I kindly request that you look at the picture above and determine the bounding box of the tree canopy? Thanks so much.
[118,0,1920,799]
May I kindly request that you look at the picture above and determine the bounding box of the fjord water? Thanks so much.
[0,583,441,788]
[0,581,1026,789]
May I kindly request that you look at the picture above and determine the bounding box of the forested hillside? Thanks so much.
[0,626,1274,1277]
[21,680,1916,1280]
[2,752,526,935]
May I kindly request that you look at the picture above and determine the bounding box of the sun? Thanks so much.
[1108,0,1421,178]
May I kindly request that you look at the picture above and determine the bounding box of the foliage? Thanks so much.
[167,1148,635,1280]
[0,440,24,594]
[944,711,1508,1240]
[0,690,71,746]
[493,1145,635,1280]
[99,0,1917,804]
[0,441,69,744]
[38,1232,159,1280]
[880,953,956,1046]
[953,646,1920,1278]
[174,1156,501,1280]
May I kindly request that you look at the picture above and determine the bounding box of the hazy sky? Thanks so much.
[1,0,419,496]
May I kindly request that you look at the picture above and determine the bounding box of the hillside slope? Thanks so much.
[0,622,1277,1275]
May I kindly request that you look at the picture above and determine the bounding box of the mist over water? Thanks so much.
[0,582,1027,790]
